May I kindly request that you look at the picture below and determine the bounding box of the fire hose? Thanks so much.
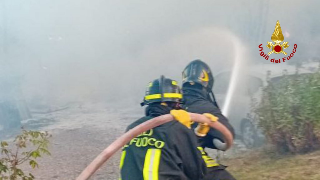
[76,113,233,180]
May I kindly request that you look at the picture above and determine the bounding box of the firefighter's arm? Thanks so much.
[208,112,235,141]
[195,102,235,149]
[203,113,234,150]
[203,102,235,139]
[194,113,218,136]
[193,113,229,150]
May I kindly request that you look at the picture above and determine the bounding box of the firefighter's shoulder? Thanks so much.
[185,99,216,114]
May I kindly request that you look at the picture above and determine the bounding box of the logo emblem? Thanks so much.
[199,70,209,82]
[266,20,289,55]
[258,20,297,63]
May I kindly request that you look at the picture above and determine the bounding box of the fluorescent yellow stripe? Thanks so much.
[145,94,161,100]
[143,149,161,180]
[202,155,219,167]
[119,150,126,169]
[145,93,182,100]
[163,93,182,99]
[172,81,177,85]
[143,149,152,179]
[152,149,161,180]
[119,150,126,180]
[197,147,205,155]
[197,147,219,167]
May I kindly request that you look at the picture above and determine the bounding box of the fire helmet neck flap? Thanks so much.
[182,59,214,91]
[141,75,182,106]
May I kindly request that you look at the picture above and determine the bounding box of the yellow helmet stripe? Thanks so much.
[163,93,182,98]
[145,93,182,100]
[145,94,161,100]
[171,81,178,85]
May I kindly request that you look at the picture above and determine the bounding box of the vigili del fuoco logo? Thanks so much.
[258,20,297,63]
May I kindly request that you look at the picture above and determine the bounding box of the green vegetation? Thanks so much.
[0,130,51,180]
[225,149,320,180]
[256,67,320,153]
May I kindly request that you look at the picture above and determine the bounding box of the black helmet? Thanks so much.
[141,75,182,106]
[182,59,214,90]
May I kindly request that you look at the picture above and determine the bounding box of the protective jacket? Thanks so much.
[182,87,235,149]
[120,104,206,180]
[182,87,236,180]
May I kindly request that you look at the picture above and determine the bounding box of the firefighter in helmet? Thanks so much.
[120,75,207,180]
[182,60,236,180]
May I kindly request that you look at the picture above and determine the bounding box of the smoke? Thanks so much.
[0,0,319,107]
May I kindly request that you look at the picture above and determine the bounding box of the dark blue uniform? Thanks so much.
[182,86,236,180]
[120,104,207,180]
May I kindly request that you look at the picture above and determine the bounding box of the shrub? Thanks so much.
[256,67,320,153]
[0,130,51,179]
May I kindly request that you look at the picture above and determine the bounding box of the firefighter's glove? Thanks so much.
[195,123,210,137]
[170,110,191,129]
[203,113,219,122]
[195,113,219,137]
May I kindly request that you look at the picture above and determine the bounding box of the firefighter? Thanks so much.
[181,59,236,180]
[120,75,207,180]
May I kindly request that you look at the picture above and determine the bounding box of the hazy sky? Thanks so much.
[1,0,319,105]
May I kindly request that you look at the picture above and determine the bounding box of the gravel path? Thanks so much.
[25,127,122,180]
[20,103,143,180]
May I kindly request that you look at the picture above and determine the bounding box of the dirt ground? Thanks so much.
[17,102,244,180]
[19,102,142,180]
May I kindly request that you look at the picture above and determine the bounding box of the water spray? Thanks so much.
[221,35,244,117]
